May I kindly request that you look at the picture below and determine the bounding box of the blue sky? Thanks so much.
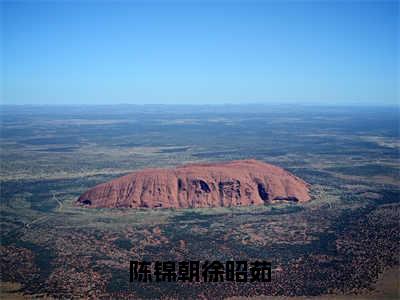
[2,1,398,106]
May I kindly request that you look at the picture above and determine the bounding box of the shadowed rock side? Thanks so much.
[77,159,310,208]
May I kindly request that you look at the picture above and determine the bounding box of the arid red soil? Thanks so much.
[77,159,310,208]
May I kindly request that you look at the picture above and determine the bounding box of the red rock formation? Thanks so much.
[77,159,310,208]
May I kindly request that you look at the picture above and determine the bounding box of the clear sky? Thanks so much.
[1,1,398,106]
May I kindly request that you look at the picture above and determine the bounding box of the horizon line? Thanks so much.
[1,102,399,108]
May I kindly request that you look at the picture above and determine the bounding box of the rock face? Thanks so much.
[77,159,310,209]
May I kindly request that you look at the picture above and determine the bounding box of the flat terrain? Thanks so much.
[1,105,399,298]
